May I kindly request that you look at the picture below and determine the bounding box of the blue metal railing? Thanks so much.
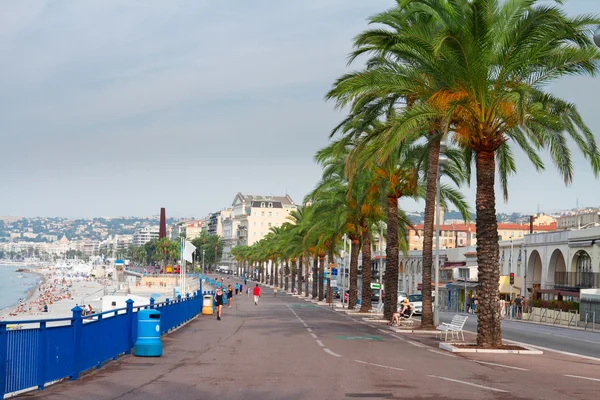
[0,290,203,398]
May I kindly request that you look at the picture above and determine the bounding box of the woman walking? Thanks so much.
[227,284,234,308]
[214,287,224,321]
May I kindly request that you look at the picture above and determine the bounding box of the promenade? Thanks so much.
[19,278,600,400]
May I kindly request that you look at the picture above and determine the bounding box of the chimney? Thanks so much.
[159,208,167,239]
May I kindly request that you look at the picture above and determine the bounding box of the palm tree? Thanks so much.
[332,0,600,346]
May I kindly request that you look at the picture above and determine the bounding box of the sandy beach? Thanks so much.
[0,268,111,324]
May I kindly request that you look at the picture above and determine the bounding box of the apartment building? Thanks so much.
[132,226,159,246]
[556,210,600,230]
[185,220,205,240]
[231,193,297,246]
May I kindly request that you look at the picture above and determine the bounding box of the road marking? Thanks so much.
[473,361,528,371]
[406,340,426,348]
[324,348,342,357]
[310,333,318,339]
[302,323,308,327]
[316,340,325,347]
[429,349,456,357]
[428,375,509,393]
[355,360,368,364]
[306,328,312,332]
[367,362,404,371]
[506,326,600,345]
[462,328,600,363]
[390,334,407,342]
[565,374,600,382]
[367,325,375,328]
[379,329,391,334]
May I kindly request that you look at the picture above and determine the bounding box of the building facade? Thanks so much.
[232,193,297,247]
[132,226,159,246]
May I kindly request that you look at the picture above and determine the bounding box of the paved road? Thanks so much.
[20,279,600,400]
[438,311,600,359]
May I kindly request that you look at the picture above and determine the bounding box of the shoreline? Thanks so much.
[0,267,44,316]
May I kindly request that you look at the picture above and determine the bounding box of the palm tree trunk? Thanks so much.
[305,254,310,298]
[348,237,360,309]
[318,254,325,301]
[297,256,303,296]
[270,260,275,286]
[291,258,297,293]
[312,254,318,299]
[360,223,373,312]
[384,195,399,321]
[421,136,440,329]
[475,150,502,348]
[274,261,279,287]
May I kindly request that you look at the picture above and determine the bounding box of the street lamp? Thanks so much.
[434,143,449,326]
[594,26,600,47]
[202,249,205,277]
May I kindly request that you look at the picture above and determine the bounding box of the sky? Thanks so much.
[1,0,599,219]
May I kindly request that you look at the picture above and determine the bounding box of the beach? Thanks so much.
[0,267,111,324]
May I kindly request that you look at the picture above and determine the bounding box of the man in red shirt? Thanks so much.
[253,284,261,305]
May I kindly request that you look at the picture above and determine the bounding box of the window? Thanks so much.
[276,212,279,217]
[261,202,265,208]
[261,211,264,216]
[268,212,272,217]
[253,222,256,227]
[268,223,272,227]
[518,231,522,237]
[459,268,469,279]
[268,202,273,208]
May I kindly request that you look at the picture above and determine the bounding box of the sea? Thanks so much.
[0,265,41,311]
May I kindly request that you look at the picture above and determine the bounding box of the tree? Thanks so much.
[335,0,600,346]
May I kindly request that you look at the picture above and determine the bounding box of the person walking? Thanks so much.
[246,287,250,298]
[235,283,239,296]
[239,283,243,295]
[514,294,523,320]
[227,284,234,308]
[273,285,278,297]
[253,284,261,305]
[214,287,224,321]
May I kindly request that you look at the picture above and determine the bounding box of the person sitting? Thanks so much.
[398,298,413,322]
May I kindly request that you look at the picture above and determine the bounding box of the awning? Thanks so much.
[498,276,523,294]
[447,281,479,289]
[442,262,466,269]
[538,289,580,298]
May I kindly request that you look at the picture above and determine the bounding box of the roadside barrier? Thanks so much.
[0,290,202,398]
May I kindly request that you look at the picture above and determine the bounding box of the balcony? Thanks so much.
[554,272,600,289]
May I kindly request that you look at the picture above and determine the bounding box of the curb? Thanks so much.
[439,342,543,355]
[390,328,438,334]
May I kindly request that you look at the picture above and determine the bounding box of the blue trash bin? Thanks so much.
[135,309,162,357]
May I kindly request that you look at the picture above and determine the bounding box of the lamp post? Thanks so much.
[202,249,205,277]
[434,143,448,326]
[341,234,347,308]
[510,237,514,302]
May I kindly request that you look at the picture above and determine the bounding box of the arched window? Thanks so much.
[575,250,592,288]
[261,202,265,208]
[268,202,273,208]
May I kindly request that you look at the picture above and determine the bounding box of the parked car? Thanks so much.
[332,286,340,299]
[408,294,422,315]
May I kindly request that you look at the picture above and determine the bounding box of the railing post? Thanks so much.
[150,297,155,309]
[38,321,47,390]
[0,323,8,399]
[70,306,83,381]
[125,299,134,354]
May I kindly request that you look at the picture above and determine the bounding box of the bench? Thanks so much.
[435,315,468,341]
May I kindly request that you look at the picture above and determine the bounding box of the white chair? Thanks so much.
[435,314,468,341]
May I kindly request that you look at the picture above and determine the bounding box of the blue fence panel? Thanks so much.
[1,292,201,399]
[44,324,75,384]
[5,327,40,393]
